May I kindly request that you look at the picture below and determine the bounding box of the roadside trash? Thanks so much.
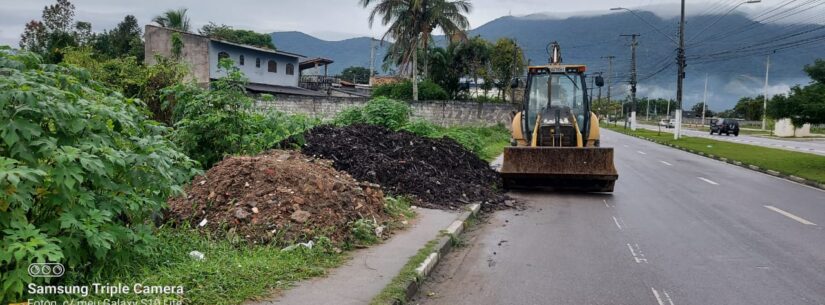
[281,240,314,252]
[189,251,205,261]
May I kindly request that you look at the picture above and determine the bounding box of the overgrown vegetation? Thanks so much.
[169,58,317,168]
[0,48,198,302]
[333,97,511,160]
[59,229,344,305]
[199,22,276,49]
[372,79,449,100]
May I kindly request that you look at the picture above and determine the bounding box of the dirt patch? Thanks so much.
[167,150,387,243]
[298,124,507,210]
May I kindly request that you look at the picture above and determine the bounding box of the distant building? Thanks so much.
[144,25,324,96]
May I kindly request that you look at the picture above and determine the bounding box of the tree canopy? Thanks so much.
[767,58,825,126]
[199,22,276,49]
[340,66,372,84]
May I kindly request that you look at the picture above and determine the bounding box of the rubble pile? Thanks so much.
[168,150,387,243]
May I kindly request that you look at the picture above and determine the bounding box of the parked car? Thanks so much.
[710,118,739,136]
[658,119,675,128]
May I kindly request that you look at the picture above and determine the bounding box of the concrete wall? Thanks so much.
[209,42,300,87]
[774,118,812,137]
[256,96,518,127]
[144,25,210,85]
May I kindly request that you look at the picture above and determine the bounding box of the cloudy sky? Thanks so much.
[0,0,790,46]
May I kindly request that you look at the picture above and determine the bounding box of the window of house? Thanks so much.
[268,60,277,73]
[256,58,261,68]
[217,52,229,66]
[286,63,295,75]
[239,55,245,66]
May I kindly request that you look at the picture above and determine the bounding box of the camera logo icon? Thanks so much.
[28,263,65,278]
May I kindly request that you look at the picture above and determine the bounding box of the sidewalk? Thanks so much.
[247,208,457,305]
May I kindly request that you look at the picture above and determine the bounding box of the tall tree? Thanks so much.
[153,8,191,32]
[97,15,144,60]
[360,0,471,101]
[19,0,89,63]
[490,38,524,101]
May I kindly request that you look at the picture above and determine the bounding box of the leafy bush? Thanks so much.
[169,59,316,168]
[400,120,441,137]
[372,79,449,100]
[333,106,367,126]
[362,97,411,130]
[0,48,197,302]
[334,97,410,130]
[62,47,189,125]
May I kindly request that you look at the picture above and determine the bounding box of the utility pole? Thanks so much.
[621,34,640,130]
[675,0,687,139]
[602,55,615,103]
[369,38,376,86]
[763,53,772,130]
[511,41,519,103]
[702,73,709,126]
[597,72,603,101]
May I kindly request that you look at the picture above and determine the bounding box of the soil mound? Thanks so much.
[168,150,386,243]
[300,124,506,210]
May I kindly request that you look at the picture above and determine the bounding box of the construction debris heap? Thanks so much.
[168,150,387,243]
[300,124,506,210]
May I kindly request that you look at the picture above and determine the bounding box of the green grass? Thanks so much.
[602,123,825,184]
[60,229,345,305]
[370,239,439,305]
[48,196,417,305]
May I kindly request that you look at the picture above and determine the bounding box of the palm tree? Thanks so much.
[152,8,191,32]
[360,0,471,101]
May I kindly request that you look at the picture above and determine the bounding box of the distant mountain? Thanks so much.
[271,31,389,76]
[272,11,822,110]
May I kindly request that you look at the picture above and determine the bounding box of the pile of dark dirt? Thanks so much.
[167,150,387,243]
[299,124,507,210]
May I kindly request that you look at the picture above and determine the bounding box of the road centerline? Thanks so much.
[637,150,647,155]
[612,216,623,230]
[764,205,817,226]
[660,160,673,166]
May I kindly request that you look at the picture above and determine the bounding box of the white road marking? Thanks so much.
[612,216,623,230]
[637,150,647,155]
[660,160,673,166]
[697,177,719,185]
[652,287,675,305]
[764,206,817,226]
[623,144,629,148]
[626,243,647,263]
[604,199,612,208]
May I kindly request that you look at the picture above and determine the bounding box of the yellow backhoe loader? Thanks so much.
[500,42,618,192]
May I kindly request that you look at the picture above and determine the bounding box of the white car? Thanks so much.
[658,119,675,128]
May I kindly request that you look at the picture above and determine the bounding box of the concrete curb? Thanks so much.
[615,130,825,191]
[394,203,481,305]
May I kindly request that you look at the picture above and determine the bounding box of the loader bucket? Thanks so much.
[499,147,618,192]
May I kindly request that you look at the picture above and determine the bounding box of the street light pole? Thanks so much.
[763,53,772,130]
[675,0,686,140]
[621,34,640,131]
[702,73,708,126]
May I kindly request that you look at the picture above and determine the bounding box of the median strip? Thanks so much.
[603,123,825,191]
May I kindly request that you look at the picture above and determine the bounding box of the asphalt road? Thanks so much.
[413,129,825,305]
[636,123,825,156]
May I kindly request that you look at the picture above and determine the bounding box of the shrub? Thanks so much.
[372,79,449,100]
[168,59,315,168]
[333,106,367,126]
[0,48,197,302]
[400,120,443,137]
[362,97,411,130]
